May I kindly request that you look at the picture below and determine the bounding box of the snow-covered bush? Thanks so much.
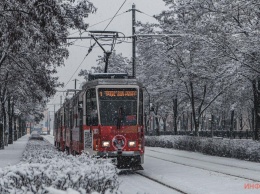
[145,135,260,162]
[0,140,119,194]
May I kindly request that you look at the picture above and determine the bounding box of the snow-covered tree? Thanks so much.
[0,0,96,145]
[136,0,259,137]
[79,51,131,80]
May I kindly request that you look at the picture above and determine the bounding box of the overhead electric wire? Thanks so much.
[71,44,98,49]
[51,0,128,105]
[138,10,157,20]
[91,11,127,30]
[63,42,96,88]
[68,11,128,36]
[103,0,127,31]
[50,42,96,105]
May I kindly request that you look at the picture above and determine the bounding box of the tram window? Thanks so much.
[65,106,69,128]
[60,114,62,128]
[79,101,83,126]
[56,113,60,128]
[64,110,66,127]
[86,90,91,125]
[86,89,98,126]
[77,101,81,127]
[73,98,79,127]
[98,88,138,126]
[69,109,73,128]
[54,114,58,129]
[78,101,83,143]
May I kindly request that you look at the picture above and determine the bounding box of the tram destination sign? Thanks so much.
[99,90,137,97]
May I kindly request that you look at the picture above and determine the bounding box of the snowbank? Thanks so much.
[145,135,260,162]
[0,140,119,194]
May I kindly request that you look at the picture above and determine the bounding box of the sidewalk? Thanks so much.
[0,134,29,168]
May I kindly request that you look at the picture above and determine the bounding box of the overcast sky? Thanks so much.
[48,0,166,112]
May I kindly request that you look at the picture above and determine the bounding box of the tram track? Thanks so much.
[148,148,260,172]
[145,153,260,182]
[135,171,188,194]
[118,169,187,194]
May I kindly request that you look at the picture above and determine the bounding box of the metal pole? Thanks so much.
[53,105,56,136]
[73,79,78,95]
[48,111,51,135]
[132,4,136,78]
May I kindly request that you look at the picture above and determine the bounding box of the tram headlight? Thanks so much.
[102,141,110,147]
[128,141,136,147]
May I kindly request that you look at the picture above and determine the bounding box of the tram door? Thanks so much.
[84,88,98,153]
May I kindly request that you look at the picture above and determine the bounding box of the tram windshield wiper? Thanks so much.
[116,117,121,129]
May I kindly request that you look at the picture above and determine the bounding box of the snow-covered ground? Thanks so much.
[1,134,260,193]
[0,135,29,168]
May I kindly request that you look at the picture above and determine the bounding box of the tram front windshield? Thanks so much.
[98,88,137,126]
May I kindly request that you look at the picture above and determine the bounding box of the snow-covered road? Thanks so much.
[43,135,260,194]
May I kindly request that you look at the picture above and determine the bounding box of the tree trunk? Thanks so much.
[163,117,167,132]
[222,111,226,131]
[251,108,254,132]
[190,112,193,132]
[14,116,17,141]
[0,86,3,148]
[230,110,234,139]
[18,117,21,138]
[2,101,7,146]
[155,117,160,136]
[252,79,260,140]
[190,82,199,135]
[186,112,189,131]
[211,114,214,138]
[240,114,243,131]
[8,97,13,144]
[173,98,178,135]
[0,122,3,149]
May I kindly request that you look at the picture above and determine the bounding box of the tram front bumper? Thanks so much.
[97,151,144,165]
[97,151,141,157]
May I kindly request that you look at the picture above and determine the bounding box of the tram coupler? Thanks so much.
[131,165,144,171]
[117,149,122,155]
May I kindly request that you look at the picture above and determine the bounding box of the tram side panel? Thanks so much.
[54,112,58,147]
[71,92,84,155]
[65,101,72,154]
[60,107,66,151]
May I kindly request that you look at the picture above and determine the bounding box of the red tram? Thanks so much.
[54,73,145,169]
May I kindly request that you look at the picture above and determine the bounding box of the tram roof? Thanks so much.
[88,73,129,80]
[82,77,143,89]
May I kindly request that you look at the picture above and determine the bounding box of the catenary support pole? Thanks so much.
[73,79,79,95]
[132,4,136,78]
